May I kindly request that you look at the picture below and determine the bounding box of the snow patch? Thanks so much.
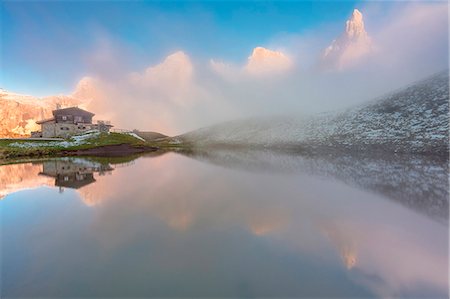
[125,132,146,142]
[9,130,101,149]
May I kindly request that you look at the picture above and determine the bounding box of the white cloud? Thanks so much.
[128,51,195,106]
[66,3,447,136]
[210,46,293,79]
[370,3,448,74]
[244,47,293,75]
[77,51,234,134]
[208,59,238,80]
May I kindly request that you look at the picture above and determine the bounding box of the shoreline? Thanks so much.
[0,132,187,163]
[0,143,163,164]
[60,143,159,157]
[2,140,448,165]
[1,132,448,165]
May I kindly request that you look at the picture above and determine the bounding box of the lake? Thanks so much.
[1,150,448,298]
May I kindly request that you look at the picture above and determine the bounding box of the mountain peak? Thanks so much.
[345,8,366,39]
[321,8,372,71]
[352,8,362,19]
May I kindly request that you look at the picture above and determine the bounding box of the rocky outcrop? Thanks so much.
[321,9,373,70]
[0,78,96,137]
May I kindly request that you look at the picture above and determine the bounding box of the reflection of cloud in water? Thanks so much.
[0,158,115,205]
[247,206,287,236]
[335,217,447,298]
[182,148,448,222]
[290,206,448,298]
[1,152,448,298]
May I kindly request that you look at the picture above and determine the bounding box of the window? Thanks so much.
[62,116,67,120]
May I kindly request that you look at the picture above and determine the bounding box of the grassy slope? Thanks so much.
[0,132,185,161]
[134,131,168,141]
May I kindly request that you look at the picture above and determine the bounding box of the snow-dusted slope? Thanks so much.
[180,71,449,155]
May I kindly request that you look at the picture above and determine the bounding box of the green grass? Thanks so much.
[0,139,62,159]
[0,133,146,159]
[0,132,190,162]
[69,132,147,149]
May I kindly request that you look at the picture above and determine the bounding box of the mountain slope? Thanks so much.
[180,71,449,155]
[0,78,96,138]
[0,89,86,137]
[183,148,448,222]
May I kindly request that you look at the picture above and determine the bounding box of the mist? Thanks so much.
[77,2,447,136]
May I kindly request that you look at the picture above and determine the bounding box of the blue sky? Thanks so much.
[1,1,447,133]
[1,0,362,95]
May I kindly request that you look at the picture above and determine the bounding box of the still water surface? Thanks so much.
[1,150,448,298]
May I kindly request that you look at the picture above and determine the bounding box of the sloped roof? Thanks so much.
[36,117,55,124]
[56,175,96,189]
[52,107,95,117]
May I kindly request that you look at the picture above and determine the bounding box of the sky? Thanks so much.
[2,1,360,95]
[1,1,448,134]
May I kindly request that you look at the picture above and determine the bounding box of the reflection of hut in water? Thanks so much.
[39,159,113,190]
[55,172,96,189]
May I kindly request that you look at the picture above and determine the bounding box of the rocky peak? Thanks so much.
[321,8,372,70]
[345,9,366,39]
[0,85,88,137]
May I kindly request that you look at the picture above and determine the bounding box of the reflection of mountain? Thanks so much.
[0,162,54,199]
[181,148,448,222]
[317,216,448,299]
[3,152,447,298]
[0,158,117,199]
[0,153,168,205]
[321,222,358,270]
